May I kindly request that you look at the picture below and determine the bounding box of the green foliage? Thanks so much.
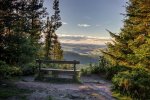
[80,66,92,76]
[0,0,64,79]
[52,42,63,60]
[112,68,150,99]
[81,63,108,76]
[1,33,37,65]
[0,0,52,81]
[0,61,21,79]
[106,65,130,80]
[0,0,46,66]
[44,0,62,60]
[81,56,110,75]
[90,63,106,74]
[21,63,37,76]
[93,56,110,74]
[102,0,150,70]
[101,1,150,99]
[112,91,132,100]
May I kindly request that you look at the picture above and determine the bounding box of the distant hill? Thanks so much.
[62,43,106,55]
[62,43,107,64]
[63,51,99,64]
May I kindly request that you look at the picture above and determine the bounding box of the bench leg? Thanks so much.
[73,72,80,81]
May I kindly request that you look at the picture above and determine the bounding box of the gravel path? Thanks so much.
[15,75,115,100]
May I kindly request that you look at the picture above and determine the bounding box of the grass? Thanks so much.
[0,81,33,100]
[112,91,132,100]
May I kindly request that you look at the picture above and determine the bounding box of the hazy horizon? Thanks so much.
[57,34,112,45]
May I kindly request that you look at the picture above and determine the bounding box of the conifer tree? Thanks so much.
[25,0,47,43]
[102,0,150,70]
[0,0,46,65]
[44,0,62,60]
[52,35,63,60]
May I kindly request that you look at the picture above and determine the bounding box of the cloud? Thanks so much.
[57,34,112,45]
[57,34,111,39]
[78,24,91,28]
[62,22,68,25]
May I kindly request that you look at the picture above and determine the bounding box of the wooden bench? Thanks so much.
[36,59,80,81]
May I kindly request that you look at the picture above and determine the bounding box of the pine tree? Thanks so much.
[0,0,27,64]
[44,0,62,60]
[0,0,46,65]
[52,34,63,60]
[102,0,150,70]
[25,0,47,43]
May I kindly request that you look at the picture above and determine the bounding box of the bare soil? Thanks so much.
[15,75,115,100]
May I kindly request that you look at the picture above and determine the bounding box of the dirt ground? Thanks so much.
[15,75,115,100]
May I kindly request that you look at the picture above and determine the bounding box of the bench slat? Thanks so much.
[41,68,80,72]
[36,59,80,64]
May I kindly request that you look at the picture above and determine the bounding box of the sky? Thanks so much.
[44,0,127,38]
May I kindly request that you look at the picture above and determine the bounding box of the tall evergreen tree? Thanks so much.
[0,0,46,65]
[102,0,150,69]
[44,0,62,59]
[52,34,63,60]
[25,0,47,43]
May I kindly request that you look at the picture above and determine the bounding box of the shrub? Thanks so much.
[81,63,108,75]
[106,65,130,80]
[112,68,150,99]
[21,62,37,75]
[80,67,92,75]
[0,61,21,79]
[92,56,109,74]
[91,63,107,74]
[81,56,109,76]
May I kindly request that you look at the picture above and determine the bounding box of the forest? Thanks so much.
[0,0,150,100]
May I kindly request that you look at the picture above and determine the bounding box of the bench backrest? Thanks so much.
[36,59,80,64]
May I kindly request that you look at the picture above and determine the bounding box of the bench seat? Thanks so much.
[41,68,80,72]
